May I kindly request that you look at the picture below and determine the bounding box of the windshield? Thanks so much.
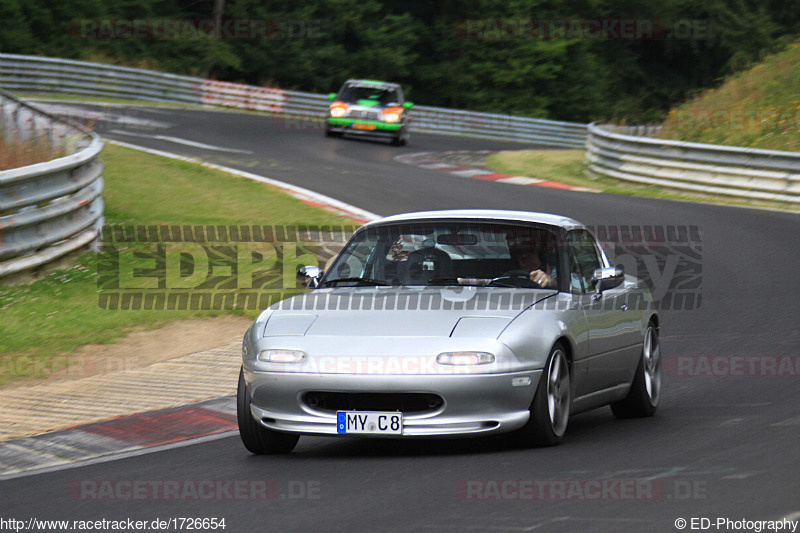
[337,85,401,105]
[321,222,560,289]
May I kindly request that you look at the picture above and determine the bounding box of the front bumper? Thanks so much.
[243,369,541,437]
[326,117,404,137]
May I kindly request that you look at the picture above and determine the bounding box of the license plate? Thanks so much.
[352,122,376,131]
[337,411,402,434]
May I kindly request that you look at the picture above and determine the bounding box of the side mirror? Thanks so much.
[327,93,337,101]
[592,266,625,295]
[403,101,414,108]
[297,265,322,288]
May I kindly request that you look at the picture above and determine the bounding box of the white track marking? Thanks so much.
[449,169,490,177]
[109,130,253,154]
[496,176,544,185]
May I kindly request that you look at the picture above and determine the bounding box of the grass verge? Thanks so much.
[658,42,800,151]
[485,149,799,211]
[0,143,354,386]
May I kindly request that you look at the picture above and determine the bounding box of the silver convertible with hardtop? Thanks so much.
[238,210,663,453]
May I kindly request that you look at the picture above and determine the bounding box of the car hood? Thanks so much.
[262,286,555,339]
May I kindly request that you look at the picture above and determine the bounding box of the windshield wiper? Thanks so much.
[425,277,463,286]
[487,277,556,289]
[321,277,392,287]
[427,277,496,286]
[486,279,523,288]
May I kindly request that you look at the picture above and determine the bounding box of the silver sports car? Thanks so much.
[238,210,662,453]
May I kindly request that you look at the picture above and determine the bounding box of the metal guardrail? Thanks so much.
[0,87,104,278]
[0,53,586,148]
[586,123,800,203]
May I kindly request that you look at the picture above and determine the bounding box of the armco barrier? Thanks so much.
[0,53,586,148]
[586,123,800,204]
[0,87,104,278]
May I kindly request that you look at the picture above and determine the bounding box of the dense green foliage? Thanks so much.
[1,0,798,122]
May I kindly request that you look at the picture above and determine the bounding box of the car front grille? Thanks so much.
[347,109,380,120]
[302,392,444,414]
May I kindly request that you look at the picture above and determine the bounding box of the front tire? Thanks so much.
[391,128,408,146]
[237,368,299,454]
[611,323,662,418]
[519,343,571,447]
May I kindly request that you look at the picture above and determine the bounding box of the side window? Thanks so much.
[569,230,602,292]
[382,89,400,105]
[568,246,586,294]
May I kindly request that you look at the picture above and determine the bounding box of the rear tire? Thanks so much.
[237,368,299,454]
[611,323,662,418]
[518,343,570,447]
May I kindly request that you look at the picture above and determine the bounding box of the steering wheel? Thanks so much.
[489,270,541,288]
[398,248,453,284]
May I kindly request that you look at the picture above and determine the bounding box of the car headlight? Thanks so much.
[330,106,347,118]
[258,350,307,363]
[382,112,401,123]
[436,352,495,365]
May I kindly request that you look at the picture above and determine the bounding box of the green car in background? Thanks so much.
[326,79,413,146]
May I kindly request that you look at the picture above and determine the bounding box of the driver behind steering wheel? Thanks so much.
[507,238,557,289]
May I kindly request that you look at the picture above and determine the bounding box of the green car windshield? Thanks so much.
[338,85,401,106]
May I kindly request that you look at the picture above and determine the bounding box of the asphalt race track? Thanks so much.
[1,104,798,532]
